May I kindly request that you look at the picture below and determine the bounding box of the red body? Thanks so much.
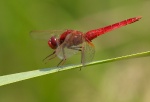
[33,16,142,66]
[48,16,142,50]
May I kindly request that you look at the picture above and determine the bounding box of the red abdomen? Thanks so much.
[85,16,142,41]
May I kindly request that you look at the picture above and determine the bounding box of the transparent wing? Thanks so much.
[30,30,65,40]
[56,44,80,59]
[81,40,95,65]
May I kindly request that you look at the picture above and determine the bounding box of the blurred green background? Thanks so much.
[0,0,150,102]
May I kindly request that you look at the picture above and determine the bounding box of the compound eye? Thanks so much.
[48,36,58,49]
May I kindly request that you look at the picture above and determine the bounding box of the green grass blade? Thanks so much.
[0,51,150,86]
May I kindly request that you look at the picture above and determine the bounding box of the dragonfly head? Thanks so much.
[48,36,58,49]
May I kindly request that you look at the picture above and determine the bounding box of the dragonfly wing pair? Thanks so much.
[31,29,95,66]
[56,32,95,65]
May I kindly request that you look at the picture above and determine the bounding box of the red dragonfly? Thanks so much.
[31,16,142,66]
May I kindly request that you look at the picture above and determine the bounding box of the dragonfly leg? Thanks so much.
[68,46,84,70]
[43,51,56,64]
[68,46,82,51]
[57,58,66,67]
[70,46,85,64]
[79,46,85,70]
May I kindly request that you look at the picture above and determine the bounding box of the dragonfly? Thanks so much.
[31,16,142,66]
